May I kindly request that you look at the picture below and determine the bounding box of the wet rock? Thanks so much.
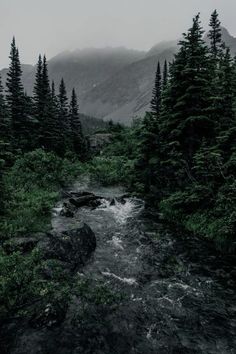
[110,198,116,206]
[60,202,75,217]
[110,196,126,206]
[37,223,96,270]
[70,191,95,198]
[88,199,103,209]
[116,196,127,204]
[69,194,102,208]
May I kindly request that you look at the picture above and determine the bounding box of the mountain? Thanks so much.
[1,27,236,125]
[0,47,145,96]
[0,44,176,125]
[80,47,177,124]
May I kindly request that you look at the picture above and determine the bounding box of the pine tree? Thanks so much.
[208,10,223,60]
[162,60,168,91]
[33,55,61,151]
[169,15,211,159]
[58,78,70,154]
[69,88,86,158]
[155,14,213,194]
[33,55,43,109]
[135,12,236,249]
[6,37,27,149]
[219,48,234,129]
[150,62,162,118]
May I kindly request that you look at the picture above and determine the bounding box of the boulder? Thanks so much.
[110,196,127,206]
[70,191,95,198]
[60,202,75,217]
[69,194,102,208]
[38,223,96,270]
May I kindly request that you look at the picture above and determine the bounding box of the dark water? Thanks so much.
[51,180,236,354]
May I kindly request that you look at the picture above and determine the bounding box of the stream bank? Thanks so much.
[3,180,236,353]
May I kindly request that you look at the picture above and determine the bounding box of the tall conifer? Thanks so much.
[58,78,70,153]
[6,37,26,148]
[162,60,168,91]
[150,62,162,118]
[69,88,85,158]
[208,10,223,60]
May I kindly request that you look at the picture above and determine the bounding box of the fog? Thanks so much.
[0,0,236,68]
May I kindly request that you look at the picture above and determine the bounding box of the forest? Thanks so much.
[0,9,236,353]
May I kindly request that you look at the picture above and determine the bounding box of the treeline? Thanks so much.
[136,11,236,250]
[0,38,86,159]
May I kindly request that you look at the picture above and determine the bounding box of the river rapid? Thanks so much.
[50,179,236,353]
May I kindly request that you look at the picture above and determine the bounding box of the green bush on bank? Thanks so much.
[0,149,84,237]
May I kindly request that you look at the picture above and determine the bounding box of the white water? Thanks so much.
[102,271,138,286]
[98,197,144,225]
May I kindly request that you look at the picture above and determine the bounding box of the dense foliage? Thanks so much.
[134,11,236,251]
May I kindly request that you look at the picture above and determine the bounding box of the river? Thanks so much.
[50,180,236,354]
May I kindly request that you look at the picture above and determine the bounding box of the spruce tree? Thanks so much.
[6,37,27,149]
[33,55,43,120]
[33,55,60,151]
[58,78,70,154]
[219,48,234,130]
[69,88,86,158]
[155,14,213,194]
[162,60,168,91]
[167,14,211,159]
[208,10,223,60]
[150,62,162,118]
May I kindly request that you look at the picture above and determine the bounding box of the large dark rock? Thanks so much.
[38,223,96,270]
[69,194,102,208]
[60,202,75,217]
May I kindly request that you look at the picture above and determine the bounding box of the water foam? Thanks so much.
[102,271,137,285]
[99,197,143,224]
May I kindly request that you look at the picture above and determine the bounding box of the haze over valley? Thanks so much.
[1,26,236,124]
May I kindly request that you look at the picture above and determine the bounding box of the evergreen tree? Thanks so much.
[69,88,86,158]
[208,10,223,60]
[6,37,27,149]
[150,62,162,118]
[163,14,212,164]
[162,60,168,91]
[58,78,70,154]
[33,55,43,111]
[218,48,234,130]
[33,56,60,151]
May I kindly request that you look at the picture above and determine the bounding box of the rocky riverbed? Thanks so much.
[3,181,236,353]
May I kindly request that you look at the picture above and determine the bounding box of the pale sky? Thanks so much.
[0,0,236,69]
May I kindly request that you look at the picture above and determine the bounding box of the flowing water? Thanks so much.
[51,181,236,354]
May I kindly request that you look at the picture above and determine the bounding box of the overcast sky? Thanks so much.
[0,0,236,69]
